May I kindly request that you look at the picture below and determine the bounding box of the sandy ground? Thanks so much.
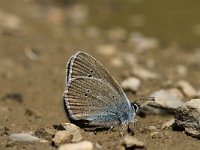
[0,0,200,150]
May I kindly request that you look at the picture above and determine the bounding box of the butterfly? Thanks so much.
[63,51,138,129]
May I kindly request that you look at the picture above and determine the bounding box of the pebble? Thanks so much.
[25,48,40,61]
[96,44,117,56]
[128,32,159,53]
[147,125,157,131]
[161,119,175,130]
[175,99,200,138]
[0,9,21,32]
[110,57,124,67]
[121,77,141,92]
[59,141,93,150]
[140,89,184,114]
[9,133,47,143]
[120,52,138,66]
[177,80,198,97]
[132,66,159,80]
[53,131,72,147]
[167,88,184,100]
[106,27,127,42]
[61,123,83,142]
[122,135,144,148]
[176,65,187,76]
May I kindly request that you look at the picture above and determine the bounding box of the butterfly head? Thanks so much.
[131,103,139,113]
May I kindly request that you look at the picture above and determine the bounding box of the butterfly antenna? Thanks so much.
[134,96,155,106]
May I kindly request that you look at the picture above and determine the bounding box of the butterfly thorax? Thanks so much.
[117,103,136,125]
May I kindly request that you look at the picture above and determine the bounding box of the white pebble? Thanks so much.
[141,89,184,114]
[176,65,187,76]
[59,141,93,150]
[110,57,124,67]
[96,44,117,56]
[132,66,159,80]
[168,88,184,99]
[9,133,46,143]
[53,131,72,147]
[177,80,197,97]
[106,27,127,42]
[61,123,83,142]
[122,135,144,148]
[121,77,141,92]
[128,32,159,53]
[161,119,175,130]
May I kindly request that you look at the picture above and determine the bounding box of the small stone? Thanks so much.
[161,119,175,130]
[176,65,187,76]
[147,126,157,131]
[141,89,184,114]
[61,123,83,142]
[121,77,141,92]
[9,133,47,143]
[132,66,159,80]
[128,32,159,53]
[53,131,72,147]
[0,9,21,32]
[59,141,93,150]
[175,99,200,138]
[122,135,144,148]
[168,88,184,100]
[106,27,127,42]
[25,48,40,61]
[96,44,117,56]
[120,52,138,67]
[177,80,197,98]
[110,57,123,67]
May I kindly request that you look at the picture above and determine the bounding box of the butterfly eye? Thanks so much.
[132,103,138,113]
[88,74,92,77]
[90,70,93,73]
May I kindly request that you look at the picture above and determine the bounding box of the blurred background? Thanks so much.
[0,0,200,149]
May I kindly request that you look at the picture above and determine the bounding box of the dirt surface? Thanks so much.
[0,0,200,150]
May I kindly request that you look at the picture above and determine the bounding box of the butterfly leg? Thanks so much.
[108,125,115,131]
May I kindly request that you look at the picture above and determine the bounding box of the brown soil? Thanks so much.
[0,0,200,150]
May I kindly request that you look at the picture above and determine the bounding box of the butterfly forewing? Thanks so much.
[66,52,127,98]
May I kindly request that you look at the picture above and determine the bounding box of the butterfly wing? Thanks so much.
[64,51,132,127]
